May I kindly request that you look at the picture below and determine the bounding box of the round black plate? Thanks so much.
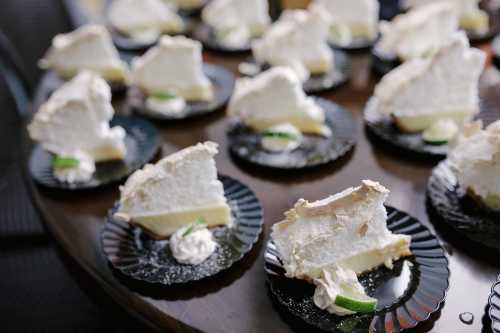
[239,50,352,94]
[427,160,500,251]
[364,97,449,159]
[101,175,263,285]
[489,275,500,333]
[129,63,234,121]
[265,206,449,333]
[29,115,160,190]
[227,98,357,169]
[191,22,253,53]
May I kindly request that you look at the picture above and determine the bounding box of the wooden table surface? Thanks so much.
[28,47,500,333]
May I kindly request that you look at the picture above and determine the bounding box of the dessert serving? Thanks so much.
[200,0,271,50]
[428,120,500,251]
[404,0,489,35]
[266,181,449,331]
[114,142,231,239]
[129,35,233,119]
[28,71,126,184]
[103,142,263,284]
[227,67,356,168]
[39,24,129,84]
[108,0,185,45]
[448,120,500,211]
[252,5,334,83]
[313,0,380,48]
[373,2,459,74]
[365,31,485,157]
[164,0,206,11]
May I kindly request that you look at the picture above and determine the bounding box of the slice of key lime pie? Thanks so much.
[373,31,485,134]
[108,0,184,44]
[201,0,271,49]
[114,142,232,239]
[39,25,129,83]
[28,71,127,183]
[404,0,489,34]
[228,67,328,152]
[312,0,380,46]
[252,5,333,82]
[272,180,412,315]
[131,35,213,116]
[448,120,500,211]
[375,2,459,62]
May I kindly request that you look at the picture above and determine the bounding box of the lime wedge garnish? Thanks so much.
[334,294,377,313]
[151,91,176,100]
[262,131,297,141]
[51,156,80,169]
[182,217,207,238]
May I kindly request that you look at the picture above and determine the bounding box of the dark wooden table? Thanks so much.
[29,46,500,333]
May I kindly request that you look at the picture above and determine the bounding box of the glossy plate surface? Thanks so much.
[489,275,500,333]
[265,206,449,333]
[102,175,263,285]
[227,98,356,169]
[191,22,253,53]
[129,64,234,120]
[29,115,160,190]
[427,160,500,251]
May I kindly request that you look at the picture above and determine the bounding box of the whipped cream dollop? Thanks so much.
[169,223,217,265]
[261,123,303,152]
[53,151,96,184]
[448,120,500,211]
[146,95,186,116]
[313,267,370,316]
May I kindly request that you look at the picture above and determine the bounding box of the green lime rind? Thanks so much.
[262,131,297,141]
[51,156,80,169]
[151,91,177,100]
[334,294,377,313]
[182,217,207,238]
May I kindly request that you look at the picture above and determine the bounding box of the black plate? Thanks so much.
[101,175,263,285]
[265,206,449,333]
[371,50,400,76]
[29,115,160,190]
[129,63,235,121]
[364,97,449,159]
[489,275,500,333]
[191,22,253,53]
[227,98,357,169]
[329,36,377,52]
[427,160,500,251]
[239,50,352,94]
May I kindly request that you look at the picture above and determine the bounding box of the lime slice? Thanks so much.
[51,156,80,169]
[151,91,176,100]
[422,119,458,145]
[334,294,377,313]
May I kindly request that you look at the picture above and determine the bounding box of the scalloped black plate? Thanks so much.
[364,97,449,159]
[239,50,352,94]
[101,175,263,285]
[129,63,234,121]
[191,22,253,53]
[227,98,356,169]
[489,275,500,333]
[265,206,449,333]
[427,160,500,251]
[29,115,160,190]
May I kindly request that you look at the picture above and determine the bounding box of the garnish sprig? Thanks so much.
[182,217,207,237]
